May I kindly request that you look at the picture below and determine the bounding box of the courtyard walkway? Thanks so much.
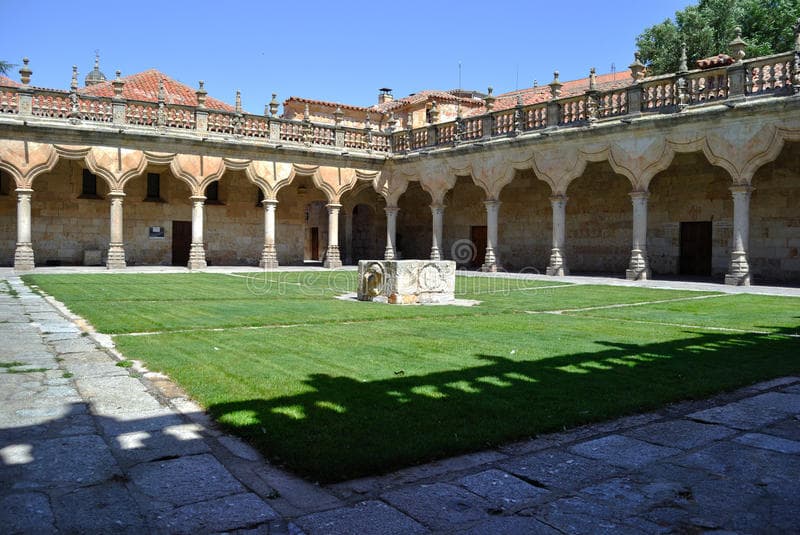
[0,271,798,533]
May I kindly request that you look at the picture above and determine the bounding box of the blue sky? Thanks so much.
[2,0,694,113]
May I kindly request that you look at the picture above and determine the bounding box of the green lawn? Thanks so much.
[23,272,800,482]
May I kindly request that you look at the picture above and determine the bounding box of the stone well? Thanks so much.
[357,260,456,304]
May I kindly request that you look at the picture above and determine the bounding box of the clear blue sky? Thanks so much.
[2,0,694,113]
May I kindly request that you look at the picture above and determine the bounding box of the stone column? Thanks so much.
[260,199,278,269]
[546,194,569,276]
[323,203,342,268]
[725,185,753,286]
[430,203,445,260]
[13,188,34,271]
[343,210,353,264]
[482,200,501,272]
[626,191,650,280]
[384,205,399,260]
[107,192,127,269]
[188,195,207,270]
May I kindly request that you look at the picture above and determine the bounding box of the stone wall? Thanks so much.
[442,176,485,266]
[750,142,800,283]
[498,169,551,273]
[648,152,733,279]
[0,170,15,266]
[565,162,632,274]
[342,186,385,263]
[204,171,263,266]
[396,182,432,260]
[275,176,328,265]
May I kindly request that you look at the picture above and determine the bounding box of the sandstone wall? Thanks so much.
[442,176,485,266]
[396,182,432,260]
[498,169,551,273]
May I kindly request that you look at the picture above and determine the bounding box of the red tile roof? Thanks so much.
[372,90,484,114]
[0,75,21,88]
[284,96,372,112]
[79,69,235,112]
[696,54,733,69]
[490,70,633,112]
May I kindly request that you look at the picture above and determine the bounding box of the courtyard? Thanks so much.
[18,270,800,482]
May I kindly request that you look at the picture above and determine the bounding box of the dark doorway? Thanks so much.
[470,225,487,269]
[310,227,320,261]
[172,221,192,266]
[680,221,712,276]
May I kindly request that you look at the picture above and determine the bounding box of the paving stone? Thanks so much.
[110,423,211,465]
[742,391,800,414]
[381,482,490,531]
[530,495,659,535]
[63,360,131,379]
[128,454,245,509]
[733,432,800,454]
[459,515,560,535]
[782,384,800,395]
[689,397,793,430]
[760,417,800,442]
[570,435,680,469]
[156,492,277,534]
[295,500,427,535]
[0,492,55,533]
[0,434,121,488]
[458,469,549,508]
[743,376,800,392]
[94,409,186,437]
[52,481,146,533]
[578,475,691,514]
[670,440,800,484]
[218,435,262,461]
[624,419,737,450]
[75,375,164,415]
[499,449,620,490]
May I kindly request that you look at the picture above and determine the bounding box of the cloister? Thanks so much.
[1,33,799,285]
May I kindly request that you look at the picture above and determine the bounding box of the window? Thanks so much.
[80,169,100,198]
[256,187,264,207]
[145,173,161,201]
[205,181,221,204]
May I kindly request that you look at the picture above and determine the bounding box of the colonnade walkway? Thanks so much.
[1,271,798,533]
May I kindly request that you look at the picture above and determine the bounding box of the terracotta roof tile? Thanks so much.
[491,70,633,111]
[284,96,372,112]
[372,90,484,114]
[79,69,235,112]
[0,75,21,88]
[696,54,733,69]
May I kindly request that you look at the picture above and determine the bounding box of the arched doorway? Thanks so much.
[351,203,376,262]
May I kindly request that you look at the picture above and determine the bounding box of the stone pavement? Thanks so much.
[1,273,799,533]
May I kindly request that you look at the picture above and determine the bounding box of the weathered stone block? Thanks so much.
[357,259,456,304]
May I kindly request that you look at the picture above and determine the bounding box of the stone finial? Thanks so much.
[588,67,597,91]
[629,52,646,81]
[484,86,495,111]
[387,112,397,131]
[533,80,538,87]
[429,101,440,123]
[549,71,562,99]
[303,102,310,121]
[515,94,523,107]
[406,112,413,129]
[235,90,242,113]
[157,77,166,103]
[112,70,124,98]
[729,27,747,62]
[365,112,372,129]
[71,65,79,92]
[196,81,207,108]
[269,93,279,116]
[19,57,31,86]
[678,42,688,73]
[334,105,344,125]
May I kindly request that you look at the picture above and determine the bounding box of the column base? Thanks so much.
[384,248,395,261]
[13,243,35,272]
[725,252,751,286]
[324,245,342,269]
[546,249,568,276]
[106,245,127,269]
[430,247,441,261]
[481,249,498,272]
[188,244,207,270]
[626,250,650,280]
[259,246,278,269]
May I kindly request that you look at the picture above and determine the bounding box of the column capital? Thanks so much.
[430,203,445,214]
[729,184,754,196]
[108,191,126,199]
[484,199,501,209]
[549,194,568,206]
[190,195,207,202]
[629,190,650,200]
[261,199,279,208]
[14,188,33,196]
[385,205,400,215]
[326,202,343,210]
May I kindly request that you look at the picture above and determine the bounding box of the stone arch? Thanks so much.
[0,140,59,189]
[245,160,295,200]
[169,154,225,196]
[396,180,433,260]
[498,167,553,272]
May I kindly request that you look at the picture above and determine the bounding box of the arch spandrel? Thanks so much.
[415,159,458,205]
[530,146,585,194]
[313,166,358,203]
[0,140,59,189]
[170,154,226,195]
[466,152,522,200]
[245,160,294,200]
[83,147,147,191]
[373,167,408,206]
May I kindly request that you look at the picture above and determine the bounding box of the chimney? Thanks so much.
[378,87,393,104]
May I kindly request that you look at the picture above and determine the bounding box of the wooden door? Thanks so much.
[172,221,192,266]
[310,227,320,261]
[470,226,487,268]
[679,221,712,276]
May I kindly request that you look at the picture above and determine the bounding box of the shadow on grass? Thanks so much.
[209,326,800,483]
